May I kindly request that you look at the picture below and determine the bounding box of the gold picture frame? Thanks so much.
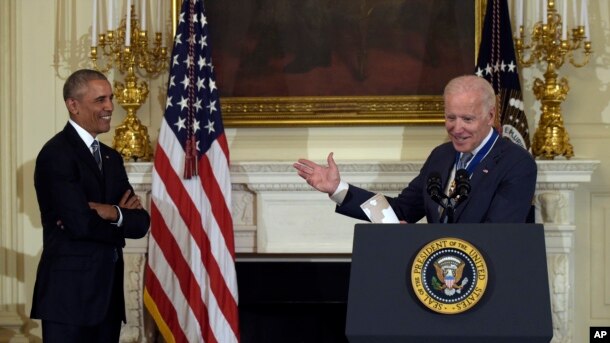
[173,0,485,127]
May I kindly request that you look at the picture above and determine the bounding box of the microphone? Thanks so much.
[454,169,471,200]
[426,172,444,204]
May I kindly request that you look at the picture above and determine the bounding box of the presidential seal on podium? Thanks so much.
[411,237,488,314]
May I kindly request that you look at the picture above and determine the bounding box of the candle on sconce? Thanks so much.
[581,0,590,39]
[156,0,161,32]
[561,0,567,40]
[542,0,548,25]
[126,0,132,46]
[532,0,538,27]
[160,0,166,47]
[92,0,98,46]
[515,0,523,36]
[141,0,146,31]
[107,0,113,30]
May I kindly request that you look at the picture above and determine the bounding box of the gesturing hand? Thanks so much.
[293,152,341,195]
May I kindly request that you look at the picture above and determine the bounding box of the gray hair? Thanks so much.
[443,75,496,112]
[63,69,108,101]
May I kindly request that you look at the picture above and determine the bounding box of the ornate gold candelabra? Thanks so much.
[90,5,168,161]
[515,0,592,159]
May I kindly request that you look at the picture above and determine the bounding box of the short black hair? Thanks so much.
[63,69,108,101]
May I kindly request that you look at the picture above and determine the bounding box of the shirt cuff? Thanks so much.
[112,205,124,227]
[329,180,349,205]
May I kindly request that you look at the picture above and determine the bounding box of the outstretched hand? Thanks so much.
[293,152,341,195]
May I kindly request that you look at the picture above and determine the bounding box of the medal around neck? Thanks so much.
[411,237,488,314]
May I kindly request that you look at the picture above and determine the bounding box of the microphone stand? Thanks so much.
[441,173,471,223]
[429,192,455,224]
[440,197,468,223]
[439,198,455,224]
[428,170,470,224]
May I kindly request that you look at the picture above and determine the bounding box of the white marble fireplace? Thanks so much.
[121,159,598,343]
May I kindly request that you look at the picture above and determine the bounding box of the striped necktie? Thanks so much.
[456,152,473,170]
[91,140,102,171]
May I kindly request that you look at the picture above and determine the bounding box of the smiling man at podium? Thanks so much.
[294,75,536,224]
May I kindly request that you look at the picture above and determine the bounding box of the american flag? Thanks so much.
[143,0,239,342]
[475,0,530,150]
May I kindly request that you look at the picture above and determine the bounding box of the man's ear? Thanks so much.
[488,106,496,125]
[65,98,78,115]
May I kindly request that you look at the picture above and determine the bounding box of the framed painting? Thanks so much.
[174,0,484,127]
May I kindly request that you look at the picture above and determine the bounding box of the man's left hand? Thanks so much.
[88,202,119,221]
[118,190,143,209]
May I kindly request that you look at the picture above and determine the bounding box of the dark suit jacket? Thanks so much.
[336,137,537,223]
[30,123,150,326]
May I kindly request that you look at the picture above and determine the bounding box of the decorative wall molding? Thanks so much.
[590,191,610,321]
[122,159,598,343]
[0,1,29,342]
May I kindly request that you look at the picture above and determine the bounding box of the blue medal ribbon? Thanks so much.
[454,129,499,176]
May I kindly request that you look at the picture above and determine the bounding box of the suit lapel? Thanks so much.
[63,123,105,180]
[454,139,503,221]
[99,143,118,196]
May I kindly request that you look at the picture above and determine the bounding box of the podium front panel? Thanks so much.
[346,223,553,343]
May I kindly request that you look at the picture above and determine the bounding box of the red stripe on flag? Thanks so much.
[154,145,239,336]
[150,202,217,342]
[199,152,235,257]
[217,132,230,163]
[144,264,189,343]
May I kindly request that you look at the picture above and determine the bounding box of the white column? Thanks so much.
[0,0,28,342]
